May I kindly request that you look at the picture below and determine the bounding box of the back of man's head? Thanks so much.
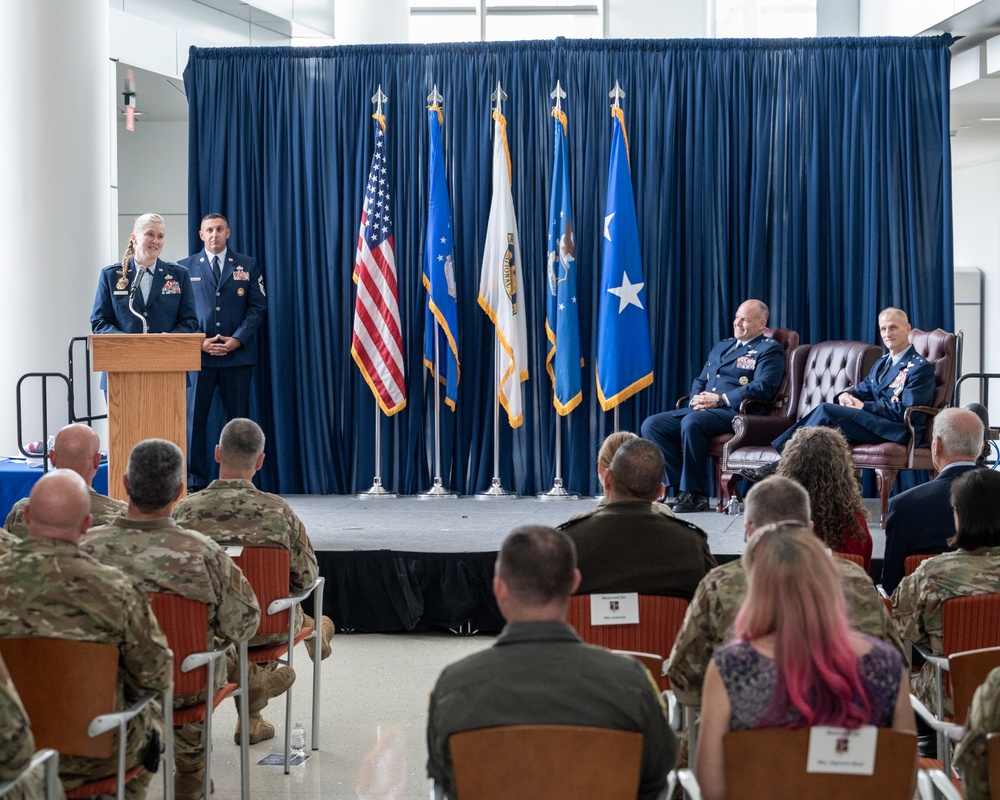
[26,469,92,543]
[126,439,184,514]
[607,438,665,501]
[218,418,265,473]
[934,407,985,461]
[50,423,102,483]
[496,526,577,609]
[744,475,810,533]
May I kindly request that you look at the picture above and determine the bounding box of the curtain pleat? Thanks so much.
[184,36,954,496]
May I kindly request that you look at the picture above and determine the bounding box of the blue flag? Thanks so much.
[545,106,583,416]
[596,105,653,411]
[422,105,460,410]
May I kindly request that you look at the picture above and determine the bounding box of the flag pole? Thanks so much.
[477,80,516,501]
[419,321,457,499]
[359,405,396,498]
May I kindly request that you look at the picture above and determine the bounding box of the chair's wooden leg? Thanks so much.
[876,468,898,528]
[714,459,725,512]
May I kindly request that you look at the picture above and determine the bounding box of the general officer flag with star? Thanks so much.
[422,102,460,410]
[479,102,529,428]
[545,102,583,416]
[596,99,653,411]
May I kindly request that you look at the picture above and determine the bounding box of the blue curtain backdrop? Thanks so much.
[183,36,954,497]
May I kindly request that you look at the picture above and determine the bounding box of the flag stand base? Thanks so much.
[476,477,517,500]
[418,478,458,500]
[536,478,579,501]
[357,477,397,499]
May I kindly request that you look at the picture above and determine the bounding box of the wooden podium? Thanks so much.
[89,334,204,501]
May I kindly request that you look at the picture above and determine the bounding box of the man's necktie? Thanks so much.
[212,255,221,283]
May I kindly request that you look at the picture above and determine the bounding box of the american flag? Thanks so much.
[351,112,406,416]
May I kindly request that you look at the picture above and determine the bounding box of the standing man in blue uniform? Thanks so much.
[741,307,936,482]
[180,213,267,492]
[641,300,785,513]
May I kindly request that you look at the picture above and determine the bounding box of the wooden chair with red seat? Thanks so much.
[718,727,917,800]
[230,546,325,775]
[910,595,1000,779]
[147,592,246,800]
[437,725,644,800]
[675,326,800,512]
[833,551,866,568]
[565,594,688,691]
[0,638,162,800]
[850,328,960,527]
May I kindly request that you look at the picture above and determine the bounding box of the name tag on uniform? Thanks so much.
[590,593,639,625]
[806,726,877,774]
[113,290,128,296]
[191,277,201,282]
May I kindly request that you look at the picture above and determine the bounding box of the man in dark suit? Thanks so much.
[880,407,984,594]
[641,299,785,512]
[742,307,936,482]
[179,213,267,491]
[559,438,716,600]
[91,213,198,336]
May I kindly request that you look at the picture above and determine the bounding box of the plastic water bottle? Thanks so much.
[727,496,740,517]
[290,722,306,759]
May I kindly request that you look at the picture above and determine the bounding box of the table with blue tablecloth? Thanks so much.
[0,459,109,520]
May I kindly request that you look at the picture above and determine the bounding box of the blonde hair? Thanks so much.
[121,213,165,276]
[598,431,638,471]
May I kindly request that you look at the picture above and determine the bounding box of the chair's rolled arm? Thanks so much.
[728,414,794,449]
[267,576,323,616]
[181,643,231,673]
[908,695,963,741]
[88,691,158,737]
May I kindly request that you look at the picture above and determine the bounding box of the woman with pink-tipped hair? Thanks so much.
[695,523,915,800]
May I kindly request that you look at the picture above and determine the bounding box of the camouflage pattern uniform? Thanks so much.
[0,529,17,556]
[5,487,126,541]
[668,556,904,708]
[892,547,1000,715]
[0,536,169,799]
[172,479,319,648]
[81,516,260,772]
[0,653,46,800]
[954,665,1000,800]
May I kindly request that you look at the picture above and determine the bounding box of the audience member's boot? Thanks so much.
[304,614,335,661]
[247,663,296,712]
[234,712,276,745]
[174,771,214,800]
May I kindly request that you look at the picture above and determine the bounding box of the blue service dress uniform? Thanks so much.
[641,333,785,495]
[178,249,267,488]
[770,344,936,452]
[90,259,199,390]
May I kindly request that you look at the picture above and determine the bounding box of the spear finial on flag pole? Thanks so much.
[372,84,387,116]
[551,79,566,113]
[491,81,507,113]
[609,80,625,109]
[427,84,443,106]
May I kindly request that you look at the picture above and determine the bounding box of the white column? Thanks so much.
[0,0,110,452]
[334,0,409,44]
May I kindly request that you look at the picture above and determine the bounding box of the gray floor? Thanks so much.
[284,494,886,559]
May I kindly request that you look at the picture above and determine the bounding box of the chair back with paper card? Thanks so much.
[566,593,687,690]
[723,727,917,799]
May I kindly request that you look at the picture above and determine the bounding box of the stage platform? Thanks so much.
[284,494,886,636]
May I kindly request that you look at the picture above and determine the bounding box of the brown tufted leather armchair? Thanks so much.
[719,340,882,507]
[676,327,800,512]
[850,328,958,527]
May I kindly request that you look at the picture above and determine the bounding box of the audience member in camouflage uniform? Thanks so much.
[0,529,17,556]
[893,467,1000,716]
[669,476,904,708]
[954,666,1000,800]
[82,439,261,800]
[0,652,46,800]
[172,418,334,746]
[4,423,126,540]
[0,469,168,800]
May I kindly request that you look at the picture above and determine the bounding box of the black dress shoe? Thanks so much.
[671,492,709,513]
[739,460,780,483]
